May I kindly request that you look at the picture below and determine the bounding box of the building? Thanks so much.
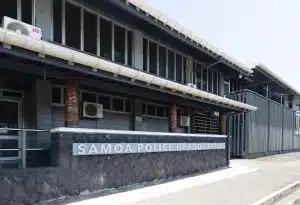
[0,0,257,168]
[230,64,300,158]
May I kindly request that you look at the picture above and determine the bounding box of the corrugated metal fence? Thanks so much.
[229,90,299,158]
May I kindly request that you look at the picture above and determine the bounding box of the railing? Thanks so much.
[0,128,50,168]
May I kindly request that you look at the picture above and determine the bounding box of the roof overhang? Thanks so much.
[254,64,300,97]
[0,28,257,111]
[109,0,253,75]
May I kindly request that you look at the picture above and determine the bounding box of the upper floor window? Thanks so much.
[0,0,33,25]
[53,0,132,66]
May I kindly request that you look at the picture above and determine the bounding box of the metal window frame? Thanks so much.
[141,101,168,119]
[79,89,131,114]
[51,85,65,107]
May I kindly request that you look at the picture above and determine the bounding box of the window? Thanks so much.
[213,70,218,94]
[65,2,81,49]
[207,69,213,93]
[80,91,130,113]
[159,46,166,77]
[21,0,32,24]
[0,0,17,21]
[52,86,64,105]
[112,98,124,112]
[168,50,175,80]
[147,104,156,116]
[196,63,202,89]
[183,57,187,84]
[114,25,126,64]
[149,41,157,74]
[143,38,148,71]
[142,102,167,118]
[176,54,182,83]
[53,0,62,43]
[127,31,133,66]
[82,92,96,103]
[98,95,110,110]
[202,69,207,91]
[84,11,97,55]
[100,18,112,60]
[224,79,230,97]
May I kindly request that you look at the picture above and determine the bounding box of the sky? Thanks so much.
[144,0,300,91]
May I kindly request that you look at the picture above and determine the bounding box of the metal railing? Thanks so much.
[0,128,50,168]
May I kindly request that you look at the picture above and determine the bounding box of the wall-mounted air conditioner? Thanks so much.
[186,83,197,89]
[3,16,42,40]
[82,102,103,119]
[180,116,190,127]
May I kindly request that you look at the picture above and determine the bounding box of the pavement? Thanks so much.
[43,152,300,205]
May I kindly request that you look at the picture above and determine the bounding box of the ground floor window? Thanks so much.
[142,102,168,118]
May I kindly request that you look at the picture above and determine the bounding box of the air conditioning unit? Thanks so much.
[186,83,197,89]
[180,116,190,127]
[82,102,103,119]
[3,16,42,40]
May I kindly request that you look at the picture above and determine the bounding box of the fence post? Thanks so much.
[22,130,26,168]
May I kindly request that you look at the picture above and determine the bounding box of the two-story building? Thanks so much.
[0,0,257,168]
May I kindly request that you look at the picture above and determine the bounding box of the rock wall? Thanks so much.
[0,129,229,204]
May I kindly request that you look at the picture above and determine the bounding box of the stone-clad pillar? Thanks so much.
[65,77,79,127]
[220,113,227,135]
[170,103,177,132]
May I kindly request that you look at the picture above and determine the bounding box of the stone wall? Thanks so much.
[0,128,229,205]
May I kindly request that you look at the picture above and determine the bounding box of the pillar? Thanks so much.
[220,113,227,135]
[65,77,79,127]
[169,103,177,132]
[132,99,143,130]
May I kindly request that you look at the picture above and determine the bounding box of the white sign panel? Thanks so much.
[73,143,226,156]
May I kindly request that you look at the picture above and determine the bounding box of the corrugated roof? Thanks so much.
[127,0,253,74]
[255,64,300,97]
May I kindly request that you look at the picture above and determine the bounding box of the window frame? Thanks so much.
[51,85,65,107]
[142,101,168,119]
[79,89,131,114]
[59,0,133,66]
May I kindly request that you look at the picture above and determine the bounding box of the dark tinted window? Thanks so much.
[143,38,148,71]
[208,69,213,93]
[65,2,81,49]
[21,0,32,24]
[213,71,218,94]
[159,46,166,77]
[176,54,182,83]
[0,0,17,20]
[98,95,110,110]
[112,98,124,112]
[168,50,175,80]
[142,103,146,115]
[125,99,131,113]
[183,57,187,84]
[53,0,62,43]
[149,41,157,74]
[157,106,165,117]
[52,87,62,104]
[100,18,112,59]
[82,92,96,103]
[84,11,97,55]
[114,25,125,64]
[127,31,133,66]
[147,104,155,116]
[202,69,207,91]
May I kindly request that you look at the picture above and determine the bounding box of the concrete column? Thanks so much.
[65,77,79,127]
[133,31,143,70]
[169,103,177,132]
[35,0,53,41]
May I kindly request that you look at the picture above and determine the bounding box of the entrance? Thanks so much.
[0,99,21,162]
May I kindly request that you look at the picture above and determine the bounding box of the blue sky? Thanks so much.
[144,0,300,90]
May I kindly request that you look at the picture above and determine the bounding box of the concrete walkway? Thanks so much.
[48,152,300,205]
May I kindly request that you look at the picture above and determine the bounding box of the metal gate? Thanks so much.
[193,110,219,134]
[0,99,22,162]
